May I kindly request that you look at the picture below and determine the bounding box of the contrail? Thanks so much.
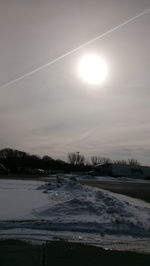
[0,8,150,89]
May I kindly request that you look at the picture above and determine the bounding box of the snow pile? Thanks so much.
[35,178,150,237]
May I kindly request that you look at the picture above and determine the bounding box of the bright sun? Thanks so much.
[78,55,108,85]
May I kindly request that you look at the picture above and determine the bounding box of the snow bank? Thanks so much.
[35,178,150,237]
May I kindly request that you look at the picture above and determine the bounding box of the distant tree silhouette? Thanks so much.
[0,148,68,173]
[42,155,54,169]
[0,148,142,175]
[90,156,141,167]
[128,158,140,166]
[91,156,112,165]
[68,152,85,166]
[113,160,128,165]
[113,159,140,166]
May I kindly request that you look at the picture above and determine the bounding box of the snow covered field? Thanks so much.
[0,177,150,252]
[0,179,48,220]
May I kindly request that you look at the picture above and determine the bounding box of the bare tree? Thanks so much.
[91,156,112,165]
[113,160,127,165]
[68,153,77,165]
[113,158,141,166]
[91,156,102,165]
[85,159,91,166]
[128,158,140,166]
[100,157,112,164]
[68,152,85,166]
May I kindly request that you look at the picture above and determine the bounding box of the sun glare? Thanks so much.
[78,55,108,85]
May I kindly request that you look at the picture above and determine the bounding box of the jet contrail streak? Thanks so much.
[0,8,150,89]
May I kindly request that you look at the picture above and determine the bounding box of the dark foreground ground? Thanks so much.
[80,180,150,203]
[0,240,150,266]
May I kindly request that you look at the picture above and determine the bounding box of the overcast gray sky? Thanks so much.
[0,0,150,164]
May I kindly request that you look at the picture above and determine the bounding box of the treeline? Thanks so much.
[0,148,141,175]
[68,153,141,167]
[0,148,90,174]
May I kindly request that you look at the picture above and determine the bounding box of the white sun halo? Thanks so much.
[78,55,108,85]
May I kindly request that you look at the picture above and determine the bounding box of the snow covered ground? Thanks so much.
[0,177,150,252]
[0,179,48,220]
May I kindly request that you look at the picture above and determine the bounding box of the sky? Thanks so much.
[0,0,150,164]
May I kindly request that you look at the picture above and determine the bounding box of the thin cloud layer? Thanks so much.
[0,0,150,164]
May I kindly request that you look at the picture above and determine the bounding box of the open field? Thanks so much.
[80,180,150,203]
[0,240,150,266]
